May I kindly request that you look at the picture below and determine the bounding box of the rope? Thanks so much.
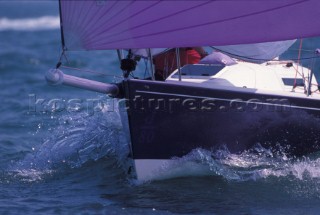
[288,48,317,52]
[309,52,317,92]
[143,58,152,79]
[291,63,320,94]
[56,49,68,69]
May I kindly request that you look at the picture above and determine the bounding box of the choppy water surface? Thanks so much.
[1,2,320,214]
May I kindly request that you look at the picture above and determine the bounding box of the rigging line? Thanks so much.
[291,63,319,91]
[95,0,308,47]
[60,66,123,79]
[130,71,136,79]
[293,39,303,89]
[307,52,317,95]
[288,48,317,52]
[144,58,153,79]
[210,46,320,62]
[310,52,317,77]
[143,58,148,79]
[56,49,68,68]
[297,39,303,65]
[62,51,69,64]
[293,65,308,86]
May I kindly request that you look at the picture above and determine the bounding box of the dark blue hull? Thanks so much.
[123,79,320,159]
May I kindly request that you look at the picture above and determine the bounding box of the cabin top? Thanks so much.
[166,60,319,98]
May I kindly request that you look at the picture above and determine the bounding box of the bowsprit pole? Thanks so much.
[45,69,120,97]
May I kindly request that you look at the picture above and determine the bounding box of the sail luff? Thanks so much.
[60,0,320,50]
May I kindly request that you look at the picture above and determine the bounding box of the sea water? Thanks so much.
[1,1,320,214]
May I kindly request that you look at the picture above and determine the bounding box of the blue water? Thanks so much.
[2,1,320,214]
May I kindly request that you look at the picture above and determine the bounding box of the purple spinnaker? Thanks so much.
[59,0,320,50]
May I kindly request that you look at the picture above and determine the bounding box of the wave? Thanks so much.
[139,147,320,182]
[5,99,131,182]
[0,16,59,31]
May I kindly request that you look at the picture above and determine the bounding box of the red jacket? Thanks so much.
[153,48,201,80]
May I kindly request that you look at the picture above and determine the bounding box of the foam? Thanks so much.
[140,147,320,182]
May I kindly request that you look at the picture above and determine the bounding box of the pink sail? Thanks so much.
[59,0,320,50]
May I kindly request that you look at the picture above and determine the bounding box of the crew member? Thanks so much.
[153,47,207,81]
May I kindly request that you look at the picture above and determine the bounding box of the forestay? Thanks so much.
[59,0,320,50]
